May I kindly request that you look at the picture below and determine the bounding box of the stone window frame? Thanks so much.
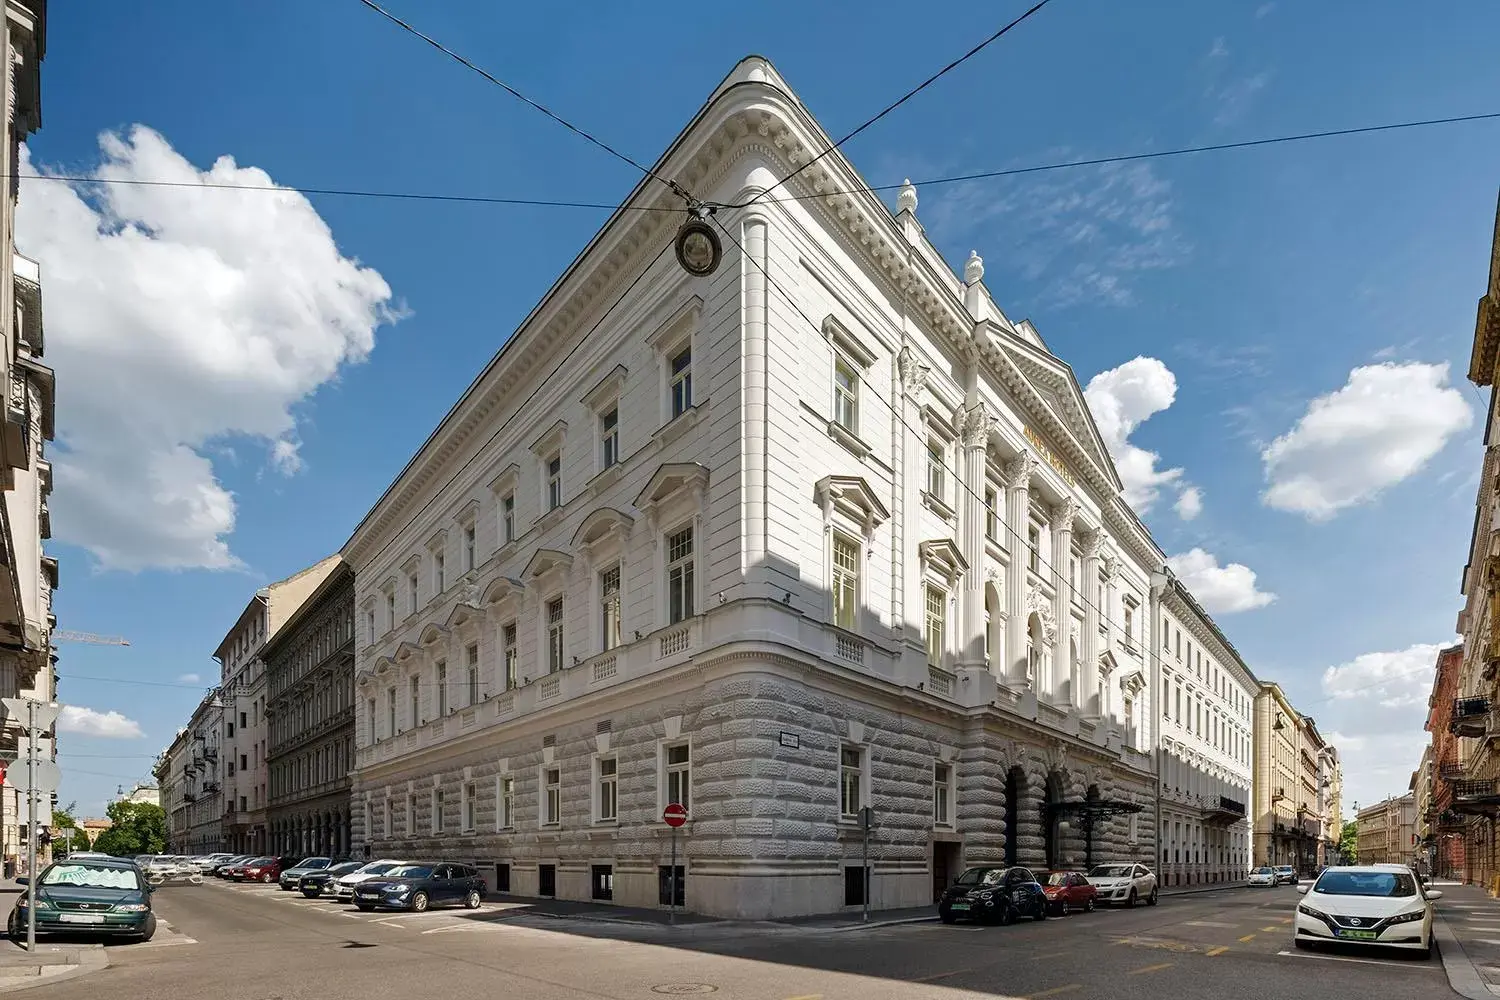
[918,538,967,670]
[430,777,445,836]
[837,740,871,824]
[657,737,692,816]
[404,785,416,840]
[401,554,422,619]
[381,580,397,636]
[530,420,568,521]
[495,768,515,832]
[581,364,628,479]
[426,528,448,596]
[933,759,954,828]
[461,777,478,834]
[539,763,563,829]
[592,751,619,825]
[488,463,521,554]
[573,508,633,654]
[814,476,888,636]
[636,464,708,632]
[455,499,481,576]
[821,315,876,457]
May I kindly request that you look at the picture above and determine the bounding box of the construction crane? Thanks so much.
[51,630,130,646]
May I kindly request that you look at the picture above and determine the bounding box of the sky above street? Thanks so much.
[23,0,1500,815]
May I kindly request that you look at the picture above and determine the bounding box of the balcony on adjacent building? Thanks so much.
[1205,795,1247,824]
[1440,759,1466,779]
[1451,778,1500,813]
[1453,697,1491,737]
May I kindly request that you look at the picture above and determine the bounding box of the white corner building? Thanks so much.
[345,58,1246,919]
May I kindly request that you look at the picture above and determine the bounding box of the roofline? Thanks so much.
[261,560,352,662]
[1163,576,1259,687]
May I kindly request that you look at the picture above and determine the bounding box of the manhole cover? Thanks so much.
[650,987,718,995]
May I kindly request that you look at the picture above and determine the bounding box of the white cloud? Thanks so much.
[1174,486,1203,520]
[1322,642,1443,710]
[1255,2,1277,18]
[57,706,144,739]
[1084,357,1185,512]
[1326,730,1428,813]
[177,673,200,684]
[1261,361,1472,521]
[1212,72,1270,126]
[1207,37,1228,59]
[17,127,399,571]
[1166,548,1275,614]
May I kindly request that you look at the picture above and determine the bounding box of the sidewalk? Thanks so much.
[1424,880,1500,1000]
[0,942,108,994]
[488,895,723,927]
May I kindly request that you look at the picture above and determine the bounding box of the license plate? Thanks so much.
[1337,929,1378,940]
[59,913,105,924]
[949,902,970,911]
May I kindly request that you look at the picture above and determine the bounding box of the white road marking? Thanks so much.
[1185,921,1238,928]
[1276,950,1433,969]
[422,923,498,935]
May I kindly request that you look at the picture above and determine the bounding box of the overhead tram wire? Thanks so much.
[10,108,1496,214]
[355,0,692,206]
[731,0,1058,210]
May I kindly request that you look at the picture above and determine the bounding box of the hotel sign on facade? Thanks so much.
[1023,425,1078,489]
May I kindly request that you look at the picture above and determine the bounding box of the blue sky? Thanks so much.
[23,0,1500,815]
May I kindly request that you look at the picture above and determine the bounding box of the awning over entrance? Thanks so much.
[1046,787,1144,868]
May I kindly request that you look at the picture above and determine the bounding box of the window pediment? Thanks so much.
[1099,650,1118,676]
[418,624,450,648]
[426,528,448,553]
[393,642,423,664]
[454,498,481,526]
[488,462,520,495]
[581,364,628,411]
[572,507,634,549]
[645,296,703,352]
[635,462,709,512]
[481,576,526,606]
[444,601,484,630]
[918,538,967,580]
[1120,670,1144,697]
[523,548,574,581]
[823,315,876,367]
[372,655,396,677]
[530,419,567,457]
[815,475,889,533]
[400,553,421,575]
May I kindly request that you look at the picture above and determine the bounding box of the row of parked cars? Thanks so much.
[937,861,1160,924]
[204,853,488,913]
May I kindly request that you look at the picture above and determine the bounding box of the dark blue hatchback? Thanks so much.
[351,862,486,913]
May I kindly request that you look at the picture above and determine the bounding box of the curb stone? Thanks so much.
[1434,912,1491,1000]
[0,947,108,995]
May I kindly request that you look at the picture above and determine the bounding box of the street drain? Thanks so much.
[650,987,718,995]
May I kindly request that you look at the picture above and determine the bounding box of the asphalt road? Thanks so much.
[7,881,1450,1000]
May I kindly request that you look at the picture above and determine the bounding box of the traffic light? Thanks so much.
[36,828,50,847]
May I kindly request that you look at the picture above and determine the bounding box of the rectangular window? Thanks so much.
[462,782,476,832]
[925,585,945,666]
[1027,525,1041,573]
[832,533,859,630]
[833,356,858,432]
[432,788,445,834]
[466,644,480,705]
[501,492,515,544]
[543,767,561,826]
[365,609,375,646]
[435,552,446,593]
[405,793,415,837]
[498,775,514,830]
[385,591,396,629]
[408,572,419,615]
[664,743,690,810]
[600,566,622,651]
[546,598,565,673]
[667,526,695,624]
[463,524,476,572]
[409,675,420,727]
[934,762,952,826]
[985,487,998,540]
[597,757,618,822]
[387,687,396,736]
[502,623,519,690]
[926,442,945,498]
[436,661,448,716]
[601,407,619,469]
[670,346,693,417]
[366,699,376,742]
[547,454,562,510]
[840,746,863,819]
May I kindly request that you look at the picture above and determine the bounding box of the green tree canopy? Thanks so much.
[1338,819,1358,863]
[48,801,92,853]
[90,801,166,857]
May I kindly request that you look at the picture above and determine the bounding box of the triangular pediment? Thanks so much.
[998,339,1122,494]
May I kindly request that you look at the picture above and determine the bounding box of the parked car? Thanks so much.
[194,854,233,872]
[937,866,1048,924]
[1248,867,1278,886]
[1087,862,1158,907]
[1294,865,1440,959]
[332,860,408,901]
[352,863,487,912]
[8,857,156,941]
[1273,865,1298,885]
[236,857,282,883]
[1040,871,1098,915]
[299,861,363,898]
[279,857,336,891]
[214,856,253,877]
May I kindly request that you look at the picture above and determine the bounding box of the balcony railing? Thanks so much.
[1440,760,1465,779]
[1452,778,1500,802]
[1453,697,1491,737]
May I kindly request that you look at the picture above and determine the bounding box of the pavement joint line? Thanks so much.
[1205,946,1228,956]
[912,969,972,983]
[1025,986,1082,998]
[1127,962,1173,975]
[782,995,823,1000]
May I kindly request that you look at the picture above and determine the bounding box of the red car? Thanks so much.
[1041,871,1097,915]
[236,857,282,883]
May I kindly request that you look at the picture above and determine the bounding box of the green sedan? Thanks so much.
[8,857,156,941]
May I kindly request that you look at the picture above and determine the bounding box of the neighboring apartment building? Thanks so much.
[335,57,1276,920]
[264,559,356,858]
[1253,682,1318,870]
[1319,743,1344,864]
[214,556,341,855]
[1356,794,1417,865]
[1455,189,1500,887]
[1298,718,1331,868]
[120,783,160,809]
[1156,576,1256,886]
[154,691,225,855]
[1423,643,1468,878]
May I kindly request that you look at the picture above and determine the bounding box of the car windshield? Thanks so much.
[1313,871,1416,897]
[1275,866,1294,872]
[1089,865,1132,878]
[1254,867,1272,874]
[1044,872,1070,886]
[41,863,142,890]
[385,865,433,879]
[954,867,1008,886]
[295,858,330,868]
[357,862,399,876]
[327,863,361,875]
[249,857,273,866]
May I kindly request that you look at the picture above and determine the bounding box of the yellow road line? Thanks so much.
[913,970,972,983]
[1206,946,1229,956]
[1261,926,1281,932]
[1238,934,1256,942]
[1278,917,1293,924]
[1027,986,1083,998]
[1128,962,1174,975]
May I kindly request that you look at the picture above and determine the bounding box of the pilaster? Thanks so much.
[957,401,989,671]
[897,347,928,648]
[1080,529,1103,716]
[1002,451,1038,689]
[1049,498,1078,706]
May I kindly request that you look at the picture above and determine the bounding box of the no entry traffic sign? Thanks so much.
[663,803,688,828]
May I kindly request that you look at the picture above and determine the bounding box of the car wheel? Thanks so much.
[302,889,319,899]
[1084,897,1095,913]
[998,904,1017,926]
[1146,887,1158,906]
[939,907,957,925]
[137,915,156,943]
[464,889,482,910]
[1294,938,1314,951]
[1058,899,1069,916]
[410,891,430,913]
[1127,889,1137,908]
[1034,898,1048,921]
[261,873,274,884]
[355,904,373,912]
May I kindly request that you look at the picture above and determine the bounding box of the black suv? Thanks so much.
[938,866,1048,924]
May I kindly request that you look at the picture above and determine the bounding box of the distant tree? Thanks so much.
[49,802,93,854]
[1338,820,1358,862]
[90,801,166,857]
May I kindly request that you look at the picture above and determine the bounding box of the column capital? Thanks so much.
[957,401,991,449]
[1050,497,1080,534]
[1080,527,1104,561]
[897,346,930,399]
[1002,450,1039,490]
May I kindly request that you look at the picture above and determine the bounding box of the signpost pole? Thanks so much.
[669,828,677,926]
[25,699,36,953]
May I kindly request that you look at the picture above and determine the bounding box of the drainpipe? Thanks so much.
[1149,568,1171,873]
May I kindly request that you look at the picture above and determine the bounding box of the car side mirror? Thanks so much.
[14,876,27,886]
[1426,890,1443,900]
[1295,884,1308,894]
